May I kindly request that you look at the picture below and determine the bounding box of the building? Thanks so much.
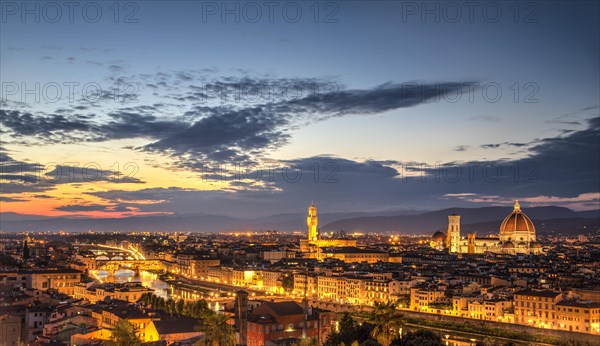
[26,268,82,296]
[73,282,154,303]
[91,299,155,341]
[430,231,446,251]
[470,299,512,321]
[261,250,296,264]
[409,286,449,311]
[364,277,391,305]
[145,316,203,344]
[299,203,357,259]
[513,288,562,329]
[555,300,600,334]
[262,270,283,294]
[0,268,81,295]
[0,271,28,288]
[25,304,55,342]
[294,273,318,298]
[432,201,542,255]
[177,255,220,280]
[317,275,339,301]
[246,301,334,346]
[232,269,264,289]
[319,247,389,264]
[0,314,22,346]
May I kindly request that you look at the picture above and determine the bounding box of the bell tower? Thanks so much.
[307,202,318,243]
[446,213,461,253]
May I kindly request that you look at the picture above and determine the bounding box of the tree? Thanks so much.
[281,274,294,292]
[293,338,318,346]
[176,299,185,315]
[165,299,176,315]
[324,313,375,346]
[104,320,142,346]
[393,329,443,346]
[476,337,503,346]
[368,301,405,346]
[191,299,211,318]
[195,311,235,346]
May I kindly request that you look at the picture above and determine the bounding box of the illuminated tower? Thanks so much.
[307,202,318,243]
[446,213,461,253]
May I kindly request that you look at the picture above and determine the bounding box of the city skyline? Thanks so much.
[2,3,600,345]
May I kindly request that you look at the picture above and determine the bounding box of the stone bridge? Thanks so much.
[95,259,164,274]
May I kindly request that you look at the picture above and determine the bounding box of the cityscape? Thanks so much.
[1,202,599,346]
[1,1,599,346]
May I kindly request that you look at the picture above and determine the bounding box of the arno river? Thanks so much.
[94,269,234,311]
[96,270,171,299]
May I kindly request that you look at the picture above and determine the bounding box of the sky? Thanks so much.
[0,0,599,220]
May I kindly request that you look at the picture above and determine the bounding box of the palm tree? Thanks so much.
[104,319,142,346]
[294,338,318,346]
[195,311,236,346]
[368,300,405,346]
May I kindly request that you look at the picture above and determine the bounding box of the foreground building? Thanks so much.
[243,300,334,345]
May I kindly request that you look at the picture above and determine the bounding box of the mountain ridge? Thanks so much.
[0,206,598,234]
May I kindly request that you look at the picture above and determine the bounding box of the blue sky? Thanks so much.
[0,1,599,218]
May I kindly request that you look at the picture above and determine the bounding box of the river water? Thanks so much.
[95,269,171,299]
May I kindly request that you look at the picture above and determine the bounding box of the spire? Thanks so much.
[514,200,521,212]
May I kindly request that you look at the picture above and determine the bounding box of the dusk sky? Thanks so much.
[1,1,599,220]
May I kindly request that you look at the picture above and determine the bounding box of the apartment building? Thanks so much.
[555,300,600,334]
[513,288,562,328]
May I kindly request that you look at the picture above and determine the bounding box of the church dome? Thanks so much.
[500,200,535,236]
[432,231,446,241]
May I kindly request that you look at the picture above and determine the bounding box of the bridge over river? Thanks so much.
[95,259,164,274]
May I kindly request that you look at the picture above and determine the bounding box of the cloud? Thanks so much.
[544,105,599,125]
[1,79,476,165]
[56,204,108,212]
[0,109,96,143]
[0,196,27,202]
[1,69,597,215]
[44,165,144,184]
[468,115,501,122]
[454,145,470,152]
[443,193,477,197]
[481,142,529,149]
[55,203,138,213]
[84,117,600,214]
[0,148,144,195]
[144,81,476,163]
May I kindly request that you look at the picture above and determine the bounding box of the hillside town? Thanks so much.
[1,203,599,346]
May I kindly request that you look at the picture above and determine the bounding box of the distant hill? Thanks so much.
[322,206,600,235]
[0,206,597,234]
